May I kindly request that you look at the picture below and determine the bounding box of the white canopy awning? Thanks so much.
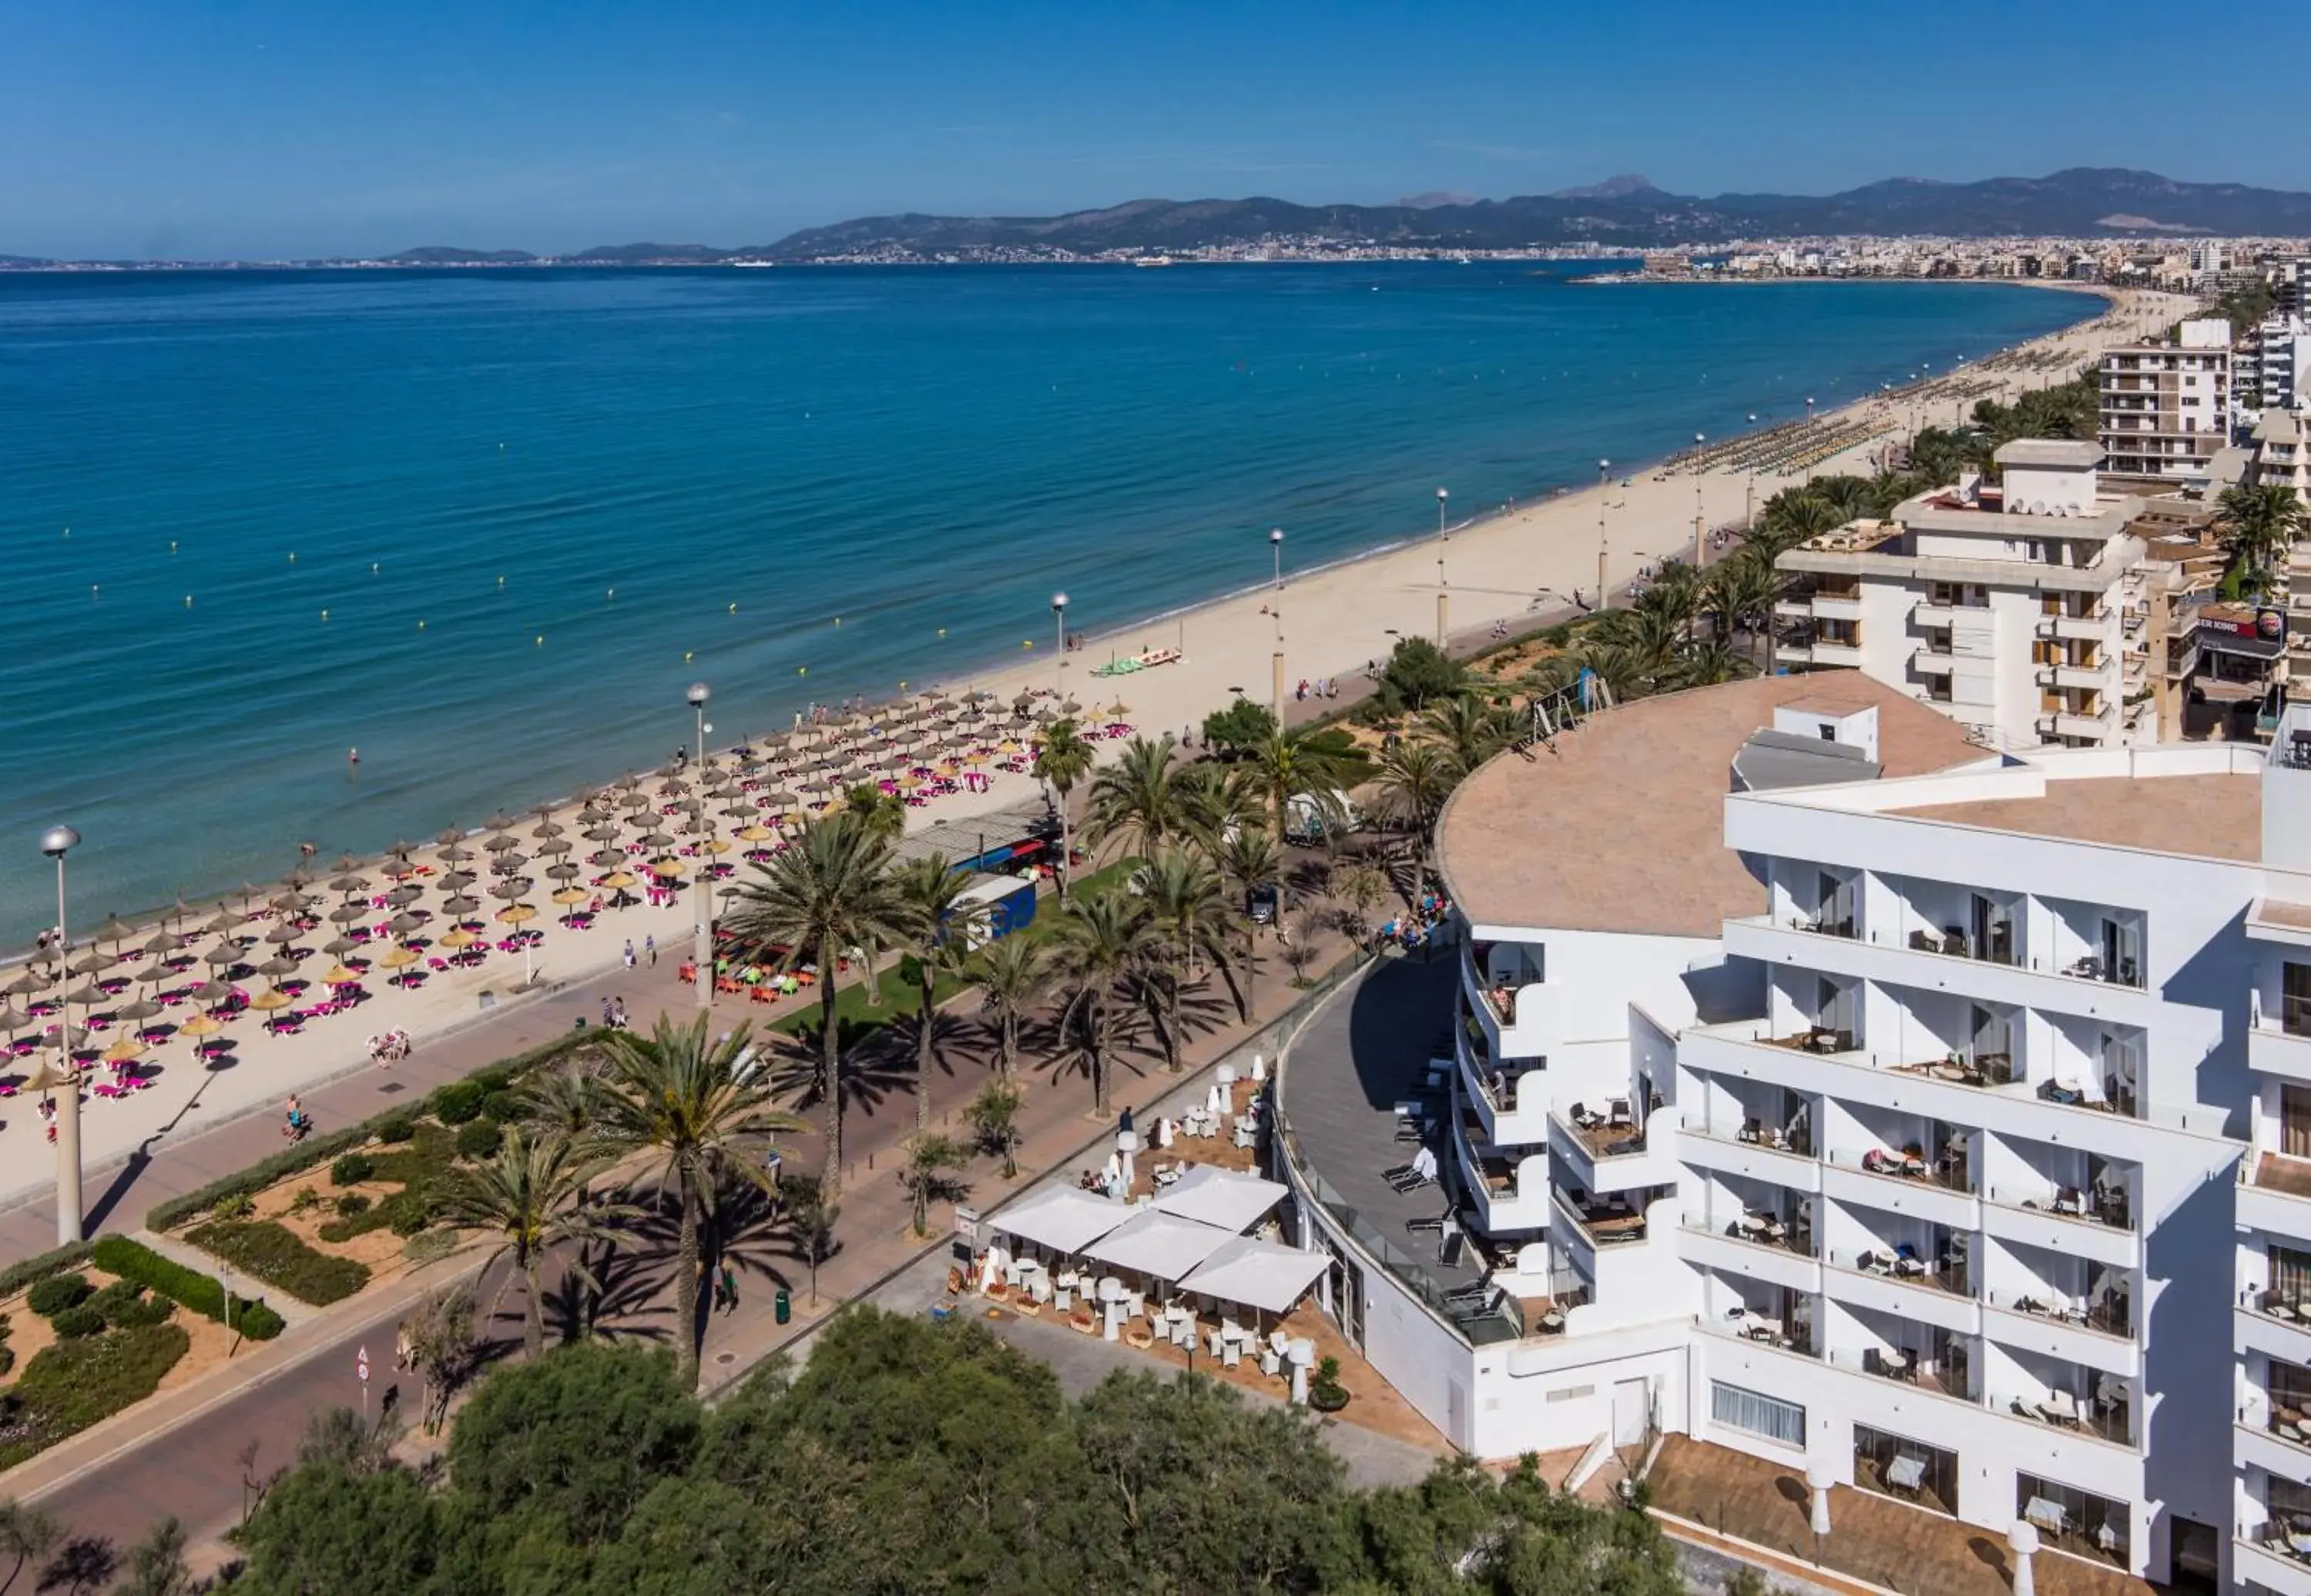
[1177,1236,1330,1316]
[1148,1164,1288,1234]
[991,1185,1129,1255]
[1078,1208,1235,1281]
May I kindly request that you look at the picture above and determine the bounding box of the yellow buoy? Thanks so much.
[727,602,737,614]
[797,666,807,676]
[683,651,693,662]
[1022,639,1033,649]
[288,552,297,562]
[535,634,544,645]
[185,595,194,606]
[320,609,329,620]
[418,620,426,629]
[498,576,507,588]
[169,541,178,552]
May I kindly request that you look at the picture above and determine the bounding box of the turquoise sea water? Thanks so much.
[1,264,2088,940]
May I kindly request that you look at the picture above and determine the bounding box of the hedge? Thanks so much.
[146,1029,593,1232]
[90,1235,285,1340]
[0,1241,96,1304]
[27,1274,91,1318]
[0,1322,191,1470]
[184,1219,371,1306]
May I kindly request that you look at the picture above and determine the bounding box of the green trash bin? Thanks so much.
[775,1289,790,1326]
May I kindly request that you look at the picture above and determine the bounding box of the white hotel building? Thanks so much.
[1275,675,2311,1592]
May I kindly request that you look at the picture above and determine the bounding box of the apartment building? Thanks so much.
[2239,318,2311,415]
[1274,673,2311,1591]
[2101,318,2234,478]
[1774,441,2152,750]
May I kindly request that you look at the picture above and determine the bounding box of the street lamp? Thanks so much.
[1269,527,1285,592]
[1595,458,1611,607]
[1436,487,1450,538]
[1051,592,1068,697]
[1692,433,1707,562]
[685,685,713,1011]
[39,823,82,1243]
[1270,605,1285,720]
[1746,415,1760,530]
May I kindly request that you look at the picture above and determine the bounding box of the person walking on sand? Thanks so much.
[645,934,657,966]
[622,938,636,970]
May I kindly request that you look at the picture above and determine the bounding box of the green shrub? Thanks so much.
[183,1220,371,1307]
[479,1088,522,1125]
[46,1306,104,1341]
[334,1193,373,1219]
[0,1242,96,1303]
[287,1185,323,1215]
[403,1230,459,1266]
[330,1152,376,1187]
[144,1031,595,1232]
[432,1081,487,1125]
[388,1195,432,1238]
[210,1192,257,1222]
[26,1274,91,1318]
[375,1113,418,1145]
[471,1064,516,1095]
[0,1323,191,1469]
[455,1118,505,1160]
[86,1281,173,1331]
[0,1344,14,1378]
[89,1236,284,1341]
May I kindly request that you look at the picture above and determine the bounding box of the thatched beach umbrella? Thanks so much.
[186,978,233,1005]
[322,936,363,960]
[387,911,427,938]
[264,920,303,947]
[4,970,47,999]
[377,944,421,984]
[484,833,521,854]
[247,987,293,1031]
[437,842,474,863]
[551,887,589,907]
[599,870,637,891]
[437,927,476,951]
[68,948,116,978]
[257,954,302,982]
[587,849,625,869]
[545,863,582,882]
[584,823,622,843]
[438,869,476,892]
[328,903,368,927]
[442,894,481,917]
[320,964,362,986]
[0,1006,29,1036]
[103,1036,146,1065]
[495,903,538,926]
[386,884,425,908]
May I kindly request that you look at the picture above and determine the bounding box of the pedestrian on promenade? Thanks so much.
[622,939,636,970]
[645,934,657,966]
[394,1321,412,1371]
[719,1262,740,1315]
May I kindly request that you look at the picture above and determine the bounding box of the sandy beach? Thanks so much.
[0,285,2193,1207]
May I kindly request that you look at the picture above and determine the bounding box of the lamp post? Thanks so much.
[1803,396,1818,482]
[1595,458,1611,608]
[1745,414,1760,531]
[40,823,82,1243]
[686,684,713,1011]
[1436,486,1449,537]
[1269,527,1285,592]
[1692,433,1707,562]
[1051,592,1068,697]
[1270,607,1285,721]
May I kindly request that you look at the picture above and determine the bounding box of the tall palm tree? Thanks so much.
[1243,725,1352,845]
[1672,639,1750,689]
[1032,718,1096,901]
[722,813,910,1188]
[1211,826,1282,1018]
[837,782,907,842]
[1135,847,1234,1071]
[1176,760,1256,857]
[591,1016,803,1387]
[1374,739,1455,890]
[1084,733,1186,860]
[969,935,1049,1078]
[1417,693,1515,778]
[431,1128,626,1360]
[1705,552,1786,672]
[2216,482,2308,597]
[1763,491,1840,545]
[890,852,978,1132]
[1810,474,1875,525]
[1048,888,1156,1115]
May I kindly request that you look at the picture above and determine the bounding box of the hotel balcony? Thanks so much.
[2252,1000,2311,1085]
[1910,645,1955,676]
[1456,1022,1551,1149]
[1461,940,1554,1065]
[1990,1370,2136,1448]
[2240,1153,2311,1248]
[2038,704,2117,740]
[1910,599,1959,629]
[2035,612,2109,643]
[1548,1105,1674,1195]
[2236,1526,2311,1596]
[1819,1145,1980,1234]
[2034,660,2113,692]
[1452,1105,1551,1233]
[1823,1312,1981,1403]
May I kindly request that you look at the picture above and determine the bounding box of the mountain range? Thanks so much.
[7,168,2310,267]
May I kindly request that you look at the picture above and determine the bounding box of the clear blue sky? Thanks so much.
[5,0,2302,260]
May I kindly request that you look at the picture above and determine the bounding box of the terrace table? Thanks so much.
[2024,1496,2068,1534]
[1886,1455,1927,1493]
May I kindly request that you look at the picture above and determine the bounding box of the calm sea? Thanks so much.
[0,264,2087,940]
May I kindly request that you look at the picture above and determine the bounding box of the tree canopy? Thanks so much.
[226,1310,1687,1596]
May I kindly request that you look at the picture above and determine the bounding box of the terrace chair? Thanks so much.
[1387,1165,1436,1195]
[1404,1213,1447,1236]
[1437,1231,1467,1268]
[1570,1101,1604,1132]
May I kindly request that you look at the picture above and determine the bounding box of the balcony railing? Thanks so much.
[1686,1214,1816,1259]
[1826,1145,1972,1195]
[1987,1289,2133,1340]
[1701,1312,1819,1360]
[1555,1190,1650,1247]
[1786,911,1858,940]
[1826,1346,1977,1401]
[2246,1287,2311,1327]
[1559,1108,1647,1161]
[1993,1389,2134,1447]
[1827,1247,1971,1298]
[1986,1182,2134,1232]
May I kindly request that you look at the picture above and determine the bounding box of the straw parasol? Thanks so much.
[442,894,481,917]
[545,863,582,882]
[179,1012,225,1040]
[385,884,425,908]
[0,1006,29,1035]
[186,979,233,1004]
[551,887,589,907]
[438,842,473,863]
[496,904,539,925]
[68,948,117,977]
[103,1037,146,1064]
[650,859,686,880]
[263,920,303,947]
[322,936,364,960]
[328,872,371,894]
[588,849,625,868]
[328,903,369,926]
[698,838,733,856]
[3,971,47,999]
[377,944,421,981]
[600,870,637,890]
[247,987,293,1029]
[737,824,773,843]
[139,929,184,957]
[320,964,364,986]
[257,954,302,982]
[201,942,240,971]
[438,870,476,892]
[112,996,163,1024]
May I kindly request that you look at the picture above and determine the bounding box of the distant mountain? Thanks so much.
[1397,190,1479,210]
[1549,174,1657,201]
[387,246,538,264]
[0,253,55,267]
[564,242,740,263]
[758,168,2311,257]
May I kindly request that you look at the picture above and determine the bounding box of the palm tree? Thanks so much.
[838,782,907,842]
[965,1079,1023,1177]
[890,853,979,1132]
[970,934,1049,1078]
[2216,483,2307,597]
[1374,739,1455,889]
[897,1134,971,1237]
[1032,718,1096,900]
[1084,733,1187,860]
[1211,826,1282,1018]
[1417,693,1515,777]
[431,1128,625,1360]
[1333,857,1390,944]
[1811,474,1875,525]
[1672,639,1749,689]
[1176,760,1255,857]
[591,1016,804,1388]
[1135,847,1234,1071]
[1048,888,1156,1115]
[722,813,910,1187]
[1243,725,1353,845]
[1705,552,1786,672]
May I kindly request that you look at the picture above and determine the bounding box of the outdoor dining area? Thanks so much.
[968,1162,1341,1403]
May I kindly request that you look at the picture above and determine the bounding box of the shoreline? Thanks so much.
[18,283,2165,953]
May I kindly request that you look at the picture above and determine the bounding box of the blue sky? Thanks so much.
[5,0,2304,259]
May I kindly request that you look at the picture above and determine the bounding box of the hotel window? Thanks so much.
[2286,963,2311,1036]
[2284,1085,2311,1160]
[1853,1425,1957,1516]
[1710,1381,1803,1447]
[2273,1244,2311,1306]
[2269,1356,2311,1419]
[2017,1474,2129,1566]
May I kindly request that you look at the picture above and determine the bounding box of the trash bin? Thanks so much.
[773,1288,790,1325]
[573,1016,588,1030]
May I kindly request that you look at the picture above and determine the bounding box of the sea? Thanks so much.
[1,263,2090,942]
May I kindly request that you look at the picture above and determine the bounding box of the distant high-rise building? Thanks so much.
[2099,320,2233,478]
[2238,317,2311,414]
